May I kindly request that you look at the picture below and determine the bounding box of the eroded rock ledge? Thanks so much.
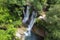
[32,26,45,37]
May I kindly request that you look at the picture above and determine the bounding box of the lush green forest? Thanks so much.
[0,0,60,40]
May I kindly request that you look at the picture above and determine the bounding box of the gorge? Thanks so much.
[22,5,45,40]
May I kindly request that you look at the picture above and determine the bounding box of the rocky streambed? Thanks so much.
[15,25,45,40]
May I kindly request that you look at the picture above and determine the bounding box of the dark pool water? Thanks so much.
[25,32,44,40]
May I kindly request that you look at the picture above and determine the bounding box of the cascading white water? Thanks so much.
[22,6,30,23]
[24,11,37,36]
[22,6,38,40]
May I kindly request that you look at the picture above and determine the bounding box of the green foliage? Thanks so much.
[36,2,60,40]
[0,0,22,40]
[0,25,16,40]
[31,0,47,11]
[0,0,60,40]
[0,1,22,25]
[7,0,22,6]
[36,4,60,40]
[47,0,60,4]
[45,4,60,40]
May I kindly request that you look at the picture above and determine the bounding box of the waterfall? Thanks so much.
[22,6,30,23]
[24,11,37,36]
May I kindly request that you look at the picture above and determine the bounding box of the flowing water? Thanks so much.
[22,6,30,23]
[22,6,41,40]
[24,11,37,36]
[25,32,41,40]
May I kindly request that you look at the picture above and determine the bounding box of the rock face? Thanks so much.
[32,26,45,37]
[32,11,46,38]
[15,25,45,40]
[15,27,26,40]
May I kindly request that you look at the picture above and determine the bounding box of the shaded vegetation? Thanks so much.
[0,0,60,40]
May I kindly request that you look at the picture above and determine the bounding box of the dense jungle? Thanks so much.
[0,0,60,40]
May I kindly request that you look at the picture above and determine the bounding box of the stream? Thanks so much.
[25,32,43,40]
[22,5,43,40]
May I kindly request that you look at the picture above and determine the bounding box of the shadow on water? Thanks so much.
[25,32,44,40]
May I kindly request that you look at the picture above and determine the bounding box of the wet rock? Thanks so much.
[32,26,45,37]
[15,27,26,40]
